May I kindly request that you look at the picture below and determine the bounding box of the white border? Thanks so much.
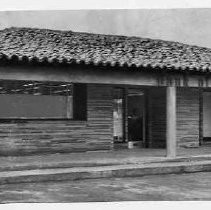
[0,0,211,11]
[1,201,211,210]
[1,0,211,210]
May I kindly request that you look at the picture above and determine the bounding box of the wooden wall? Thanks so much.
[0,84,202,156]
[0,84,113,156]
[86,84,113,151]
[176,87,200,147]
[147,87,166,148]
[147,87,200,148]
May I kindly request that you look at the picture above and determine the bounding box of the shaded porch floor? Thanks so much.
[0,146,211,172]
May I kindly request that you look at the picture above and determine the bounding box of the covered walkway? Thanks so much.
[1,146,211,172]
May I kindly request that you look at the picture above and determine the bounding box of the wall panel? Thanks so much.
[176,87,200,147]
[0,84,113,156]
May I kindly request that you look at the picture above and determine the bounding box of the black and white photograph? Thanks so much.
[0,0,211,206]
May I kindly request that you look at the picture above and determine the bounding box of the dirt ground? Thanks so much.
[0,172,211,203]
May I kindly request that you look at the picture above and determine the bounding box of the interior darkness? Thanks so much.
[127,94,145,142]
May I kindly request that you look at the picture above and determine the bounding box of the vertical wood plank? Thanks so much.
[147,87,166,148]
[176,87,200,147]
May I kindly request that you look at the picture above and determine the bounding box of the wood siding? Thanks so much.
[0,84,202,156]
[86,84,113,151]
[147,87,166,148]
[0,84,113,156]
[176,87,200,147]
[147,87,200,148]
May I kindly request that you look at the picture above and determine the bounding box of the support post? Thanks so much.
[166,86,177,158]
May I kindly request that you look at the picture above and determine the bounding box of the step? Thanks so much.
[0,160,211,184]
[1,155,211,172]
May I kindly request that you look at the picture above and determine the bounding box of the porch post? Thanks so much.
[166,86,177,158]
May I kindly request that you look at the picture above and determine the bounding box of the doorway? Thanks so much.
[127,89,145,145]
[113,87,146,147]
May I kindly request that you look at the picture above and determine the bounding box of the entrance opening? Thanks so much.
[127,89,145,146]
[113,87,146,149]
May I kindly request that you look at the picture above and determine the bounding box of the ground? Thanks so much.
[0,172,211,203]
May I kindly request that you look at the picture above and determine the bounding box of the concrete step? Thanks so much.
[0,159,211,184]
[1,154,211,172]
[0,161,121,172]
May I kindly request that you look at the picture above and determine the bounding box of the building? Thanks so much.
[0,27,211,157]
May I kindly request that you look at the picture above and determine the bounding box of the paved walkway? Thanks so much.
[0,146,211,172]
[1,172,211,202]
[0,146,210,185]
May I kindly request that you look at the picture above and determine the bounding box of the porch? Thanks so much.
[0,78,209,158]
[1,146,211,172]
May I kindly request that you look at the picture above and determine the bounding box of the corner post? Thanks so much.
[166,86,177,158]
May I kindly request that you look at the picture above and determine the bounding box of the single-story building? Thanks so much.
[0,27,211,157]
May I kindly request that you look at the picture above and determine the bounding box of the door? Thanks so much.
[127,89,145,143]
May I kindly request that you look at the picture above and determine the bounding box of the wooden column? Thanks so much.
[166,86,177,158]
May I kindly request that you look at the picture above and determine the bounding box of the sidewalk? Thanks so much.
[0,146,211,184]
[0,146,211,171]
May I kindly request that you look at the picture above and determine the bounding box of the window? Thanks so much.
[0,80,87,120]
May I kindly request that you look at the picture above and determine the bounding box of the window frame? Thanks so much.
[0,81,87,121]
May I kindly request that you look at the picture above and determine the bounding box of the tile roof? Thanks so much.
[1,27,211,72]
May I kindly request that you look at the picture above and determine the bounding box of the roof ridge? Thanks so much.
[1,26,73,33]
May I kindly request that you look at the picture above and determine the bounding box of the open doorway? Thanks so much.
[127,89,145,147]
[113,87,146,148]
